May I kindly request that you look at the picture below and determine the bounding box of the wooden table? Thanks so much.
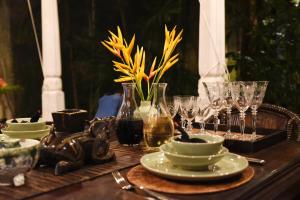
[10,139,297,200]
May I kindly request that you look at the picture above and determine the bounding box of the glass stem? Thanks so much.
[200,120,205,133]
[181,116,186,129]
[214,110,219,134]
[186,120,193,132]
[226,107,232,135]
[239,111,246,139]
[251,105,257,140]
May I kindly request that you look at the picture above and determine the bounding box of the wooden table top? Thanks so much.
[20,139,300,200]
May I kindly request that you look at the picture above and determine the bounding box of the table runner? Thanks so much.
[0,141,142,200]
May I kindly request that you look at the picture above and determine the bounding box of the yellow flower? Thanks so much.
[101,41,121,58]
[144,57,157,81]
[114,76,134,82]
[158,53,179,80]
[101,25,183,101]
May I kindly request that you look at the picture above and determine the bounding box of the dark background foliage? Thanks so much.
[226,0,300,111]
[59,0,199,116]
[1,0,299,118]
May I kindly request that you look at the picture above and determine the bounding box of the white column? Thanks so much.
[41,0,65,121]
[198,0,227,93]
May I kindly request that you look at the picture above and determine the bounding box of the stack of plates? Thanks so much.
[141,134,249,181]
[140,151,249,181]
[1,118,50,140]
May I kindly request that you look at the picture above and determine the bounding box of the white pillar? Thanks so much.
[41,0,65,121]
[198,0,226,93]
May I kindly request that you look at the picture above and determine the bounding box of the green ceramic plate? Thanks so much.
[1,125,50,140]
[140,152,248,181]
[160,144,228,170]
[6,118,46,131]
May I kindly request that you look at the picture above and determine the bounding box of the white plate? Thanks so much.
[140,152,248,181]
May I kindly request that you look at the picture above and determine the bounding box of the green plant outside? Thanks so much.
[226,0,300,113]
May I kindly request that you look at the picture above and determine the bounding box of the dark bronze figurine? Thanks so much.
[37,109,115,175]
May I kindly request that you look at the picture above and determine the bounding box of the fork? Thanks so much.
[112,171,176,200]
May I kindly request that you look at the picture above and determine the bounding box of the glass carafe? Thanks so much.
[143,83,174,151]
[116,83,143,146]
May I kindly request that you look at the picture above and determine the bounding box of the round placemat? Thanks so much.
[127,165,254,194]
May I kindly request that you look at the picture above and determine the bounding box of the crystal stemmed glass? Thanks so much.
[174,95,187,130]
[196,94,211,133]
[179,96,199,133]
[165,96,180,119]
[203,82,224,134]
[223,82,234,138]
[231,81,257,140]
[251,81,269,139]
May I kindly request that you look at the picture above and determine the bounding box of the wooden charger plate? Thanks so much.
[127,165,254,194]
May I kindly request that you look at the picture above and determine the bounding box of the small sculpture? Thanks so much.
[37,109,115,175]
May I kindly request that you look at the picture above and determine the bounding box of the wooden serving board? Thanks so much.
[127,165,255,194]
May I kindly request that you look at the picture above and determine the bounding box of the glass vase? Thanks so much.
[143,83,174,152]
[134,100,157,120]
[116,83,143,146]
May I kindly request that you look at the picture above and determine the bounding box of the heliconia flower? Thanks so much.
[113,67,130,76]
[114,76,134,82]
[158,54,179,80]
[163,26,170,53]
[122,49,130,65]
[101,25,183,101]
[105,41,124,50]
[107,27,123,45]
[112,61,132,71]
[149,57,157,75]
[127,35,135,56]
[108,30,118,40]
[143,57,158,81]
[163,27,182,64]
[101,41,121,58]
[136,51,145,83]
[134,46,143,74]
[117,26,123,42]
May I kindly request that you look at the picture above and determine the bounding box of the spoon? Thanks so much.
[30,110,41,122]
[245,156,266,165]
[174,122,207,143]
[174,122,190,141]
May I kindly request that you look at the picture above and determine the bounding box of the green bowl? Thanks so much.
[160,143,228,170]
[171,134,224,156]
[2,125,51,140]
[6,118,46,131]
[0,137,40,186]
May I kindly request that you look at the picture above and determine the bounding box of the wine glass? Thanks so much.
[174,95,187,130]
[223,82,234,138]
[202,82,225,134]
[231,81,257,140]
[196,94,211,133]
[179,96,198,133]
[165,96,180,119]
[251,81,269,139]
